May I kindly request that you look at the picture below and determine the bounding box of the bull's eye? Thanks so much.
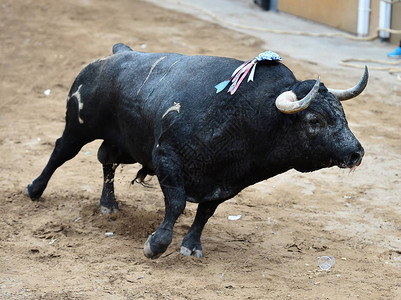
[309,117,320,125]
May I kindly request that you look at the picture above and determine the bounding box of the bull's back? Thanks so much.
[65,50,206,166]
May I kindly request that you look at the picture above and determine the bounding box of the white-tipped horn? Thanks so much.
[275,77,320,114]
[328,66,368,101]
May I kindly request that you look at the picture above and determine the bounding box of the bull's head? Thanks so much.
[273,67,368,172]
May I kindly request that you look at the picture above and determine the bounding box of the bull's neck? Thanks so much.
[247,109,295,181]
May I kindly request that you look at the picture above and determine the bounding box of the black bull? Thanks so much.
[26,43,367,258]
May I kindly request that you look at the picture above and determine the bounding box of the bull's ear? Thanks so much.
[275,77,320,114]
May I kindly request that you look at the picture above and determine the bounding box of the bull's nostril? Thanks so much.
[350,152,362,166]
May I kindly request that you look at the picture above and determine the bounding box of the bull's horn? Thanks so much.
[328,66,368,101]
[275,77,320,114]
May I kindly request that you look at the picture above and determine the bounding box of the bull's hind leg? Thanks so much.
[26,131,90,200]
[97,142,120,214]
[97,141,135,214]
[180,200,223,258]
[99,163,119,214]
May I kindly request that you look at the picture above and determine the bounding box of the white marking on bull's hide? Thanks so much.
[137,56,167,96]
[70,84,84,124]
[162,102,181,119]
[98,55,112,62]
[158,60,180,83]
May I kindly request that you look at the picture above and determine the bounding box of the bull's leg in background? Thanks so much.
[180,200,224,258]
[99,163,119,214]
[97,141,137,214]
[26,131,89,200]
[97,141,120,214]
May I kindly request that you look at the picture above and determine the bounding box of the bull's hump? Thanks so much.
[112,43,134,54]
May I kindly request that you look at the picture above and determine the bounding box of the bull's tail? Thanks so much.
[112,43,134,54]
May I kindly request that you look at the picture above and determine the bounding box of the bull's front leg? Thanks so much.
[144,152,186,259]
[180,200,223,258]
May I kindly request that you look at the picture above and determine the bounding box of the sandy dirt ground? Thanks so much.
[1,0,400,299]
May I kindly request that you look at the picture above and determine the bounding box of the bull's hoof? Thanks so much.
[180,246,203,258]
[24,186,30,197]
[100,205,118,215]
[143,235,162,259]
[25,184,41,201]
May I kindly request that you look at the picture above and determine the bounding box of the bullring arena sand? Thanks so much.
[1,0,401,299]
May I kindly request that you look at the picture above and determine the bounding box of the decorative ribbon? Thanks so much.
[215,51,282,95]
